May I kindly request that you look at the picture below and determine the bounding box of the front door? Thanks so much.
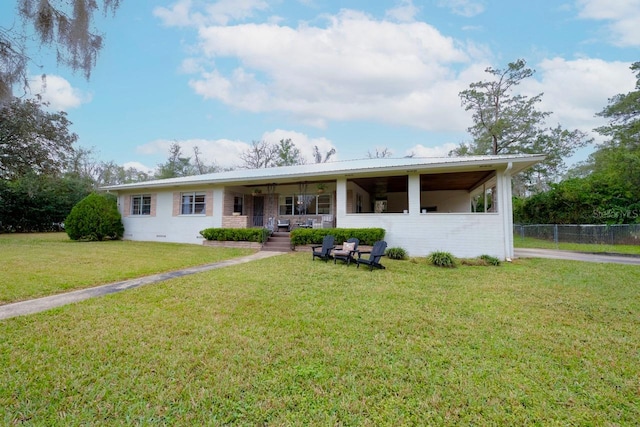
[253,196,264,227]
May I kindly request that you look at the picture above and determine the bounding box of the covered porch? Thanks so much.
[220,164,514,259]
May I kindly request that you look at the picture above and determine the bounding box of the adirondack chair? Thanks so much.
[355,240,387,271]
[311,235,335,262]
[333,238,359,266]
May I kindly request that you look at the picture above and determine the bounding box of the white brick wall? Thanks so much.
[338,212,505,259]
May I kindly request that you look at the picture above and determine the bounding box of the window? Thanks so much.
[279,196,293,215]
[296,195,315,215]
[233,196,243,214]
[279,194,332,216]
[181,192,206,215]
[317,194,331,214]
[131,195,151,215]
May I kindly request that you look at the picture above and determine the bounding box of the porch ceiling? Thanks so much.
[350,170,495,194]
[420,170,495,191]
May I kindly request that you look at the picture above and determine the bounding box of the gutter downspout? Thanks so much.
[502,162,513,261]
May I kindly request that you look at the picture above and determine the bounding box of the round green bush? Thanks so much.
[428,251,457,268]
[386,247,408,260]
[65,193,124,241]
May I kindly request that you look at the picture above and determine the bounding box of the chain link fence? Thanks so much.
[514,224,640,245]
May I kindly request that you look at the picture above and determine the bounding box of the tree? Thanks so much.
[274,139,305,166]
[455,59,590,191]
[518,125,591,193]
[1,0,121,100]
[0,97,77,179]
[516,62,640,225]
[240,140,278,169]
[595,62,640,147]
[65,192,123,241]
[570,61,640,204]
[92,160,150,186]
[458,59,547,156]
[313,145,336,163]
[192,146,219,174]
[367,147,392,159]
[155,142,195,179]
[0,173,92,231]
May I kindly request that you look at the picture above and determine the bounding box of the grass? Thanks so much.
[1,240,639,424]
[514,236,640,255]
[0,233,255,304]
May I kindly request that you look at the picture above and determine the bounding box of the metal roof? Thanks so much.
[102,154,545,191]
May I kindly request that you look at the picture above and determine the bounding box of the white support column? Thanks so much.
[499,163,514,260]
[336,178,347,226]
[212,187,224,228]
[408,173,420,214]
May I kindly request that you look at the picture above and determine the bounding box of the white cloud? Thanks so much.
[260,129,336,163]
[385,0,420,23]
[29,75,90,110]
[154,0,269,27]
[134,131,335,169]
[576,0,640,47]
[407,142,459,157]
[187,9,476,132]
[520,58,636,138]
[122,161,155,174]
[153,0,197,27]
[157,3,634,157]
[437,0,486,17]
[204,0,269,25]
[136,138,250,169]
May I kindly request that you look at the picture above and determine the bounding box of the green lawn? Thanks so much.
[514,235,640,255]
[1,244,639,425]
[0,233,255,304]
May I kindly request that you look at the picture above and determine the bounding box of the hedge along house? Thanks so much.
[103,155,543,259]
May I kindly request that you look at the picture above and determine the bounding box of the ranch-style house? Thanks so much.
[103,154,544,260]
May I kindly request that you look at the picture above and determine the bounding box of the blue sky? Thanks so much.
[1,0,638,172]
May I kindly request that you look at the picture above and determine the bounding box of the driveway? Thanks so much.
[515,248,640,265]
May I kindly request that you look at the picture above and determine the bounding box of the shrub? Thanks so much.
[479,254,501,266]
[428,251,457,268]
[290,228,385,246]
[459,255,502,266]
[65,193,124,241]
[200,228,270,243]
[386,247,408,260]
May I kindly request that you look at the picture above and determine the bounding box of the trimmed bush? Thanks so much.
[65,193,124,241]
[200,228,270,243]
[428,251,457,268]
[386,247,408,260]
[290,228,385,246]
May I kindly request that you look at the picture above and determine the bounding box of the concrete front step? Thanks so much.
[262,232,293,252]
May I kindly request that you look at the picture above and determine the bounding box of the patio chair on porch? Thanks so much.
[312,235,335,262]
[299,218,314,228]
[333,238,359,266]
[276,218,290,232]
[355,240,387,271]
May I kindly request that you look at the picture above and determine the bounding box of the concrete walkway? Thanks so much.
[515,248,640,265]
[0,251,284,321]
